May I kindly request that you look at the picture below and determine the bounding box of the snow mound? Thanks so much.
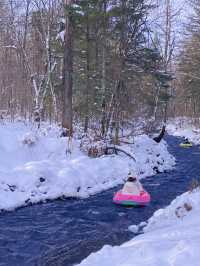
[0,122,175,211]
[78,188,200,266]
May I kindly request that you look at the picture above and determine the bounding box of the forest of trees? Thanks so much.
[0,0,199,137]
[176,0,200,122]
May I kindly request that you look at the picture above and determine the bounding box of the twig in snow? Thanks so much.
[105,147,136,162]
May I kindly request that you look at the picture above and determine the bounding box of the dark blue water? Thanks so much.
[0,135,199,266]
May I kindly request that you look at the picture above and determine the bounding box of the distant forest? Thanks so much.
[0,0,200,135]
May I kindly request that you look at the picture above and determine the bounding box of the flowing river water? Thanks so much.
[0,135,199,266]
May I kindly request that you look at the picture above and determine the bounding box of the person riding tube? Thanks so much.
[122,176,144,196]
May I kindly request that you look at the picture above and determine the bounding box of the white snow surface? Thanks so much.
[0,121,175,211]
[167,117,200,144]
[78,188,200,266]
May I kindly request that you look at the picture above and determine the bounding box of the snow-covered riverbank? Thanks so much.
[168,117,200,144]
[78,188,200,266]
[0,121,175,211]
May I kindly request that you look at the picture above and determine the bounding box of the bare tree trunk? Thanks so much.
[62,0,73,136]
[112,0,126,145]
[164,0,171,66]
[162,0,174,125]
[84,7,90,133]
[101,0,107,136]
[22,0,31,119]
[101,1,106,95]
[153,84,161,121]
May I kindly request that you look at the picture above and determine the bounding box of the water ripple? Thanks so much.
[0,135,199,266]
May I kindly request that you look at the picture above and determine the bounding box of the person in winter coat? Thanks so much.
[122,176,143,195]
[184,138,190,144]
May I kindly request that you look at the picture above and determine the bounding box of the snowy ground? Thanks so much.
[167,117,200,144]
[0,121,175,211]
[78,188,200,266]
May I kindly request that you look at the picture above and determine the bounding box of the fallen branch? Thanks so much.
[153,125,166,143]
[119,140,135,145]
[105,146,136,161]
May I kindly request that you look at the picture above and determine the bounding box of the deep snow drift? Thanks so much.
[0,121,175,211]
[168,117,200,144]
[78,188,200,266]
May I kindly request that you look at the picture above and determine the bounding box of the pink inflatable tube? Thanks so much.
[113,190,151,206]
